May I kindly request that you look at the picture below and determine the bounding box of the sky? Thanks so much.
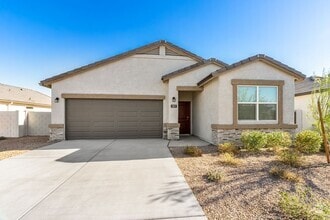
[0,0,329,96]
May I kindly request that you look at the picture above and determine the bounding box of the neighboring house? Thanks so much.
[0,83,51,137]
[0,83,51,111]
[40,40,305,143]
[294,76,322,131]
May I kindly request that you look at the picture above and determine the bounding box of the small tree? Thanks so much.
[310,70,330,162]
[310,71,330,134]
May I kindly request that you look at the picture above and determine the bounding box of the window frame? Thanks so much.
[237,85,278,123]
[231,79,284,126]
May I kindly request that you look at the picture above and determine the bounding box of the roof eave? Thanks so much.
[161,58,228,82]
[40,40,205,87]
[197,54,306,86]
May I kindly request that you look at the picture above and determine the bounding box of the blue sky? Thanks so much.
[0,0,329,96]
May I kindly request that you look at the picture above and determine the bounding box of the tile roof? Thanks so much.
[40,40,205,88]
[295,76,322,96]
[198,54,306,86]
[161,58,228,81]
[0,83,51,107]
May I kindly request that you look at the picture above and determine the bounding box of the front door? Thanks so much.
[178,101,191,134]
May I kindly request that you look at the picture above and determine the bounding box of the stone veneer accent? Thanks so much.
[212,127,296,146]
[163,123,180,140]
[49,124,64,141]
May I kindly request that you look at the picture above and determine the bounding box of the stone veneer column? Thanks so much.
[163,123,180,140]
[49,124,64,141]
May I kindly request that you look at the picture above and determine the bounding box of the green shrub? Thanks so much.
[278,148,304,167]
[266,131,292,150]
[218,142,239,155]
[295,130,322,154]
[279,186,330,219]
[219,153,242,166]
[269,166,303,183]
[206,170,225,183]
[241,130,267,151]
[183,146,202,157]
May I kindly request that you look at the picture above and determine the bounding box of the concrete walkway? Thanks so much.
[169,136,211,147]
[0,139,206,220]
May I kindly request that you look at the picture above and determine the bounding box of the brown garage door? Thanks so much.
[65,99,163,140]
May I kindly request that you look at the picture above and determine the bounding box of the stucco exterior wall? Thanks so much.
[295,94,314,130]
[51,54,197,125]
[168,64,220,123]
[0,103,50,112]
[193,78,219,142]
[217,61,295,125]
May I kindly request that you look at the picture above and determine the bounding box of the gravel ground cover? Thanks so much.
[0,136,49,160]
[170,145,330,220]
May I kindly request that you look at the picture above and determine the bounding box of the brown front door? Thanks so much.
[179,101,191,134]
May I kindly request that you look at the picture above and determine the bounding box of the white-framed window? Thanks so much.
[237,85,278,121]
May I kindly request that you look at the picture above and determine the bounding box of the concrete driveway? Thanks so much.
[0,139,206,220]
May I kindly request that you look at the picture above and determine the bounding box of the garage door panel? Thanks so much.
[66,99,162,139]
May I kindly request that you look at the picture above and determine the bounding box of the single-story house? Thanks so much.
[0,83,51,111]
[0,83,51,137]
[40,40,305,144]
[295,76,323,131]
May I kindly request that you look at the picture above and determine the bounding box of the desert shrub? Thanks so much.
[266,131,292,150]
[219,153,242,166]
[278,148,304,167]
[269,166,303,183]
[206,170,225,182]
[218,142,239,155]
[241,130,267,151]
[295,130,322,154]
[279,186,330,219]
[183,146,202,157]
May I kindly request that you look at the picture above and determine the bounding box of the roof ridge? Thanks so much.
[0,82,50,98]
[40,40,205,87]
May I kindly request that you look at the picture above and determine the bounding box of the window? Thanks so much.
[238,86,277,121]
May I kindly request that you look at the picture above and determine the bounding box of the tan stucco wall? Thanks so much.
[295,94,314,130]
[193,78,219,142]
[168,64,220,123]
[51,54,197,124]
[217,61,295,125]
[0,104,50,112]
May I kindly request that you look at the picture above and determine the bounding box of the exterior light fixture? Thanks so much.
[172,97,176,103]
[54,97,60,103]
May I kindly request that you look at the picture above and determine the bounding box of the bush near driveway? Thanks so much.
[218,142,240,155]
[219,152,242,166]
[184,146,203,157]
[206,170,225,183]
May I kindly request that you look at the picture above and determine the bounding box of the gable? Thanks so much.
[40,40,204,88]
[198,54,305,86]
